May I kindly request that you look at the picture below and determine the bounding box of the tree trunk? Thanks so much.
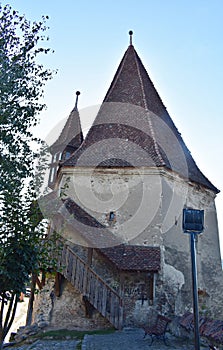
[26,274,37,326]
[0,293,6,350]
[0,292,18,349]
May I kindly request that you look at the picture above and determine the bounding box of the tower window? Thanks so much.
[50,167,55,183]
[109,211,115,221]
[65,151,71,160]
[52,153,57,163]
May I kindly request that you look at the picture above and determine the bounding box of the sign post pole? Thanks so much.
[190,232,200,350]
[182,209,204,350]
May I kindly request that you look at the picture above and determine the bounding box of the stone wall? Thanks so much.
[32,277,55,328]
[56,166,223,320]
[32,275,111,330]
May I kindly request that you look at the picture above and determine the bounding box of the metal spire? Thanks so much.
[129,30,133,46]
[75,91,81,109]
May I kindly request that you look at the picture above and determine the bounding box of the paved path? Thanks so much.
[4,328,211,349]
[82,328,209,350]
[3,339,79,349]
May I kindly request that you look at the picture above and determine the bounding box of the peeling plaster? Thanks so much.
[163,263,185,293]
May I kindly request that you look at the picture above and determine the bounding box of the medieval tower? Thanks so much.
[36,31,223,330]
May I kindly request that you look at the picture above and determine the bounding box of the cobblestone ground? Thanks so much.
[4,328,212,349]
[82,328,210,350]
[4,339,79,349]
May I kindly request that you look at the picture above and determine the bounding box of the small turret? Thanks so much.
[48,91,83,188]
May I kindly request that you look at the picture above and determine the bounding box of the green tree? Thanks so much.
[0,4,53,347]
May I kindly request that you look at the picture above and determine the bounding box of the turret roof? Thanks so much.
[62,35,218,193]
[50,91,83,154]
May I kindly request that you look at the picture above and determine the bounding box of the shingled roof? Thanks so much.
[50,91,83,155]
[40,192,160,269]
[62,36,218,193]
[39,193,122,248]
[99,245,160,272]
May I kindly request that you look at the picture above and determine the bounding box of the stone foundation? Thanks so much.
[32,276,111,330]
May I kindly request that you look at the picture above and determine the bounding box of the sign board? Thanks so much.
[183,209,204,233]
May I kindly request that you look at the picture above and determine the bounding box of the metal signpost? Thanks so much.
[182,208,204,350]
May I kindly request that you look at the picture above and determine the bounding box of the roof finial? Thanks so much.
[75,91,81,109]
[129,30,133,46]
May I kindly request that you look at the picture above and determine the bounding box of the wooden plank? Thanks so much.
[78,260,82,290]
[120,272,124,299]
[99,283,103,312]
[101,285,107,316]
[58,243,124,330]
[67,252,73,281]
[87,248,93,266]
[89,273,95,305]
[114,296,119,329]
[66,252,70,280]
[119,304,124,330]
[93,278,99,309]
[60,246,67,273]
[66,246,120,298]
[83,265,88,296]
[97,280,102,311]
[61,245,65,261]
[75,259,80,289]
[85,270,91,297]
[110,293,115,326]
[77,262,81,290]
[92,279,97,309]
[71,255,77,285]
[90,274,95,306]
[65,248,70,278]
[79,264,84,292]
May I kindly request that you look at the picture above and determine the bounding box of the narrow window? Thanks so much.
[109,211,115,221]
[52,153,57,163]
[50,167,55,183]
[58,152,62,161]
[65,151,70,160]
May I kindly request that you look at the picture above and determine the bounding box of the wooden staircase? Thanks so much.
[58,244,124,329]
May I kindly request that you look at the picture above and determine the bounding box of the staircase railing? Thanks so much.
[58,244,123,329]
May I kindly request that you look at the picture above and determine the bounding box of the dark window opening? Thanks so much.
[109,211,115,221]
[65,151,71,160]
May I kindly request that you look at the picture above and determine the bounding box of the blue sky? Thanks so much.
[2,0,223,256]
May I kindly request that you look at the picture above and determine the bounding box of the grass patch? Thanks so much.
[6,328,115,348]
[38,328,116,349]
[38,327,115,341]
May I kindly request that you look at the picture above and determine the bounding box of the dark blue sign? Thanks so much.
[183,209,204,233]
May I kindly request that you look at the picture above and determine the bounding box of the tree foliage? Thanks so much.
[0,4,54,346]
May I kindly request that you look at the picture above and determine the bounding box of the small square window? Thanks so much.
[65,151,70,160]
[109,211,115,221]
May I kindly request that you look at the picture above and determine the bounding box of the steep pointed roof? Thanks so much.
[50,91,83,155]
[104,43,167,117]
[63,35,218,193]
